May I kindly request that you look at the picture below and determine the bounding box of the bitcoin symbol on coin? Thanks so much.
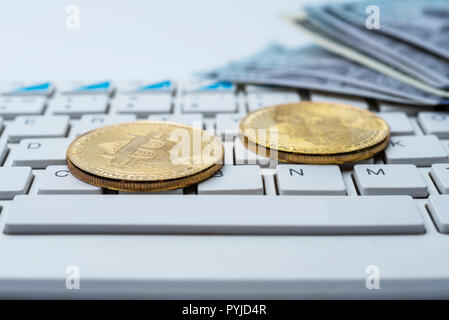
[66,121,224,191]
[99,132,176,168]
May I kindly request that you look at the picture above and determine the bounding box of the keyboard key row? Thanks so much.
[0,81,117,97]
[35,165,264,196]
[2,111,446,146]
[232,135,449,168]
[1,80,237,98]
[278,164,437,197]
[60,111,447,146]
[2,157,448,197]
[3,129,448,172]
[4,195,425,235]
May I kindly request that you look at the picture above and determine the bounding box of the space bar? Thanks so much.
[4,195,425,235]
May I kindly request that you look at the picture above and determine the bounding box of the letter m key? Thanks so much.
[366,168,385,176]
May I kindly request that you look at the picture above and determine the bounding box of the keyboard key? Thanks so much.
[49,95,108,117]
[234,138,273,167]
[430,163,449,194]
[247,92,300,112]
[1,81,54,96]
[197,165,263,195]
[418,112,449,138]
[80,114,136,124]
[59,80,114,95]
[427,195,449,233]
[38,165,102,194]
[148,114,203,128]
[0,96,46,119]
[183,80,235,93]
[354,164,427,197]
[276,165,346,195]
[183,93,237,116]
[118,80,175,94]
[377,112,414,136]
[7,116,69,143]
[4,195,425,234]
[12,138,71,168]
[0,167,32,200]
[215,113,241,138]
[114,94,172,116]
[70,114,137,136]
[378,102,423,115]
[384,135,448,166]
[310,92,368,109]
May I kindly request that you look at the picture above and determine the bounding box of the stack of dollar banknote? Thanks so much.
[203,0,449,107]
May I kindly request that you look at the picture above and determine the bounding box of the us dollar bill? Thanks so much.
[204,44,447,105]
[303,4,449,89]
[284,15,449,99]
[211,68,419,104]
[326,0,449,61]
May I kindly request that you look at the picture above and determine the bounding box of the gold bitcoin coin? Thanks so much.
[239,102,390,164]
[66,121,224,191]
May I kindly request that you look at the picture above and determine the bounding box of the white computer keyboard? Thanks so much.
[0,79,449,299]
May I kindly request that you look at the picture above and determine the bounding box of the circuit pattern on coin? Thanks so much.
[67,121,224,182]
[239,102,390,155]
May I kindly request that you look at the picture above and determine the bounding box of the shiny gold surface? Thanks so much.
[239,102,390,164]
[66,158,224,192]
[67,121,224,191]
[242,135,389,164]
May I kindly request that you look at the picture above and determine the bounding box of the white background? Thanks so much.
[0,0,339,81]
